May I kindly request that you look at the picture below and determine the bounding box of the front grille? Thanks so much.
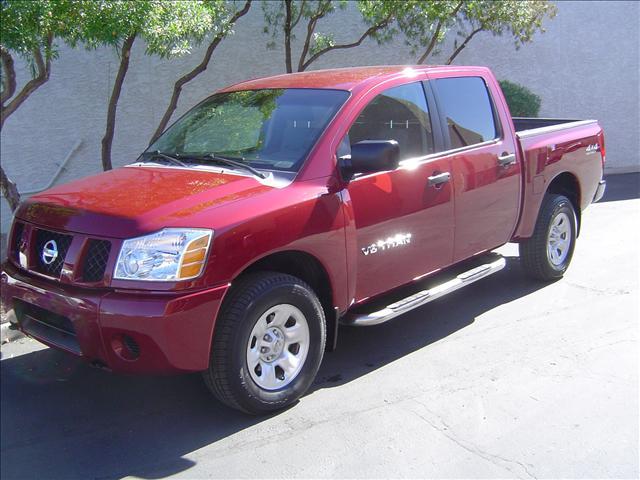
[82,240,111,282]
[10,221,25,262]
[33,228,73,278]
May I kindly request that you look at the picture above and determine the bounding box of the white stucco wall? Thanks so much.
[1,0,638,235]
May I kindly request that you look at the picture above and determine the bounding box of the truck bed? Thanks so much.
[513,117,598,137]
[511,116,605,240]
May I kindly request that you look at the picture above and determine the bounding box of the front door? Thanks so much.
[343,82,455,302]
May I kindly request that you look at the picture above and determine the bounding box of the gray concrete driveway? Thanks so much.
[1,174,638,479]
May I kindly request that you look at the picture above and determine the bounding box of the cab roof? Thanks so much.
[220,65,447,93]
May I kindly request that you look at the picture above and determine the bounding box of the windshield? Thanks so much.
[145,88,349,172]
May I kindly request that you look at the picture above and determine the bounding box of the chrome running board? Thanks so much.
[344,255,506,327]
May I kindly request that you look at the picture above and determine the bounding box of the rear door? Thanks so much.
[342,82,455,302]
[431,75,521,261]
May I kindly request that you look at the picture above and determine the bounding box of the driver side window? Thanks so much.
[346,82,434,161]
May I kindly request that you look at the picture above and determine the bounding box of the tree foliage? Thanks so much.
[67,0,224,57]
[499,79,541,117]
[408,0,557,64]
[262,0,400,72]
[262,0,556,72]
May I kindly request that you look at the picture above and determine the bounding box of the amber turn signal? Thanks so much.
[178,234,211,279]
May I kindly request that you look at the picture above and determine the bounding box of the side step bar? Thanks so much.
[343,256,506,327]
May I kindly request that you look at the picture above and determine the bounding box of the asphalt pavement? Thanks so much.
[1,174,638,479]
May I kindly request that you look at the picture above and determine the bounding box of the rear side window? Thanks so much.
[347,82,434,161]
[434,77,498,149]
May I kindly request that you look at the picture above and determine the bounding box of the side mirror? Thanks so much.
[340,140,400,177]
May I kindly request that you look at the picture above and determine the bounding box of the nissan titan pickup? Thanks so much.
[1,66,606,414]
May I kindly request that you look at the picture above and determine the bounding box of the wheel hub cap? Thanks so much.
[246,304,310,391]
[260,327,285,362]
[547,212,571,266]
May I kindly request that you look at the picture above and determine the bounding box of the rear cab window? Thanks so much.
[432,76,500,149]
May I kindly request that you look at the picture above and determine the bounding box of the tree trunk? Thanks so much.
[299,17,392,72]
[297,11,321,72]
[0,165,20,211]
[149,0,251,144]
[101,35,136,171]
[0,47,17,105]
[416,1,464,64]
[284,0,293,73]
[446,28,482,65]
[0,39,52,211]
[0,40,52,130]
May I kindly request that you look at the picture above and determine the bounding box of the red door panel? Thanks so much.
[451,140,521,260]
[347,157,454,302]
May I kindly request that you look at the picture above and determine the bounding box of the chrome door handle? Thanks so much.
[428,172,451,187]
[497,153,517,167]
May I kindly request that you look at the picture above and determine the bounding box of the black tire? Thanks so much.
[202,272,326,414]
[519,194,577,281]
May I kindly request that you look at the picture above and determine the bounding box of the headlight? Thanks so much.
[114,228,213,281]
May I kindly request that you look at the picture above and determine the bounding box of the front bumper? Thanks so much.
[593,179,607,203]
[0,261,228,374]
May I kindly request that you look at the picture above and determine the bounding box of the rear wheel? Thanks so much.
[203,272,326,414]
[519,194,577,281]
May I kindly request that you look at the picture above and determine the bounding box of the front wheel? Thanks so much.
[203,272,326,414]
[519,194,577,281]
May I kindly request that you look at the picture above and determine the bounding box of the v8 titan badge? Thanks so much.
[361,233,412,256]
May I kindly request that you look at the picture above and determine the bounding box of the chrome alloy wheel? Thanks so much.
[246,304,310,391]
[547,211,572,266]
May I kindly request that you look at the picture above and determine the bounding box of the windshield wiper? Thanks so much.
[195,153,267,179]
[143,150,187,168]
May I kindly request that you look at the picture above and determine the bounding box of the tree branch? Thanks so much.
[101,34,136,171]
[0,164,20,211]
[291,0,306,29]
[297,6,327,72]
[0,46,17,105]
[446,27,482,64]
[284,0,293,73]
[300,16,392,72]
[149,0,251,143]
[416,0,464,64]
[417,20,443,65]
[0,34,53,130]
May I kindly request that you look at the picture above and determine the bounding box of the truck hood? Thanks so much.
[17,166,274,238]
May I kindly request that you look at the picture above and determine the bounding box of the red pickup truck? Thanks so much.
[1,66,606,414]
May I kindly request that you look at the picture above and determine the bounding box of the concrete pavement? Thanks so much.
[1,174,638,479]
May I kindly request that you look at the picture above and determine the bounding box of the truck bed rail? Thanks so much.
[513,117,598,138]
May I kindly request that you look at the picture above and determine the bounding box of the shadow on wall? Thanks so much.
[1,256,550,479]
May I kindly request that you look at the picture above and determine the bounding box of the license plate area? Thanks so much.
[14,299,82,355]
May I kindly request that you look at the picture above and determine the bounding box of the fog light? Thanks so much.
[111,334,140,361]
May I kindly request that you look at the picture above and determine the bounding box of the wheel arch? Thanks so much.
[546,171,582,236]
[229,250,339,351]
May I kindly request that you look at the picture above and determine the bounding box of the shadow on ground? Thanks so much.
[0,257,549,480]
[601,172,639,202]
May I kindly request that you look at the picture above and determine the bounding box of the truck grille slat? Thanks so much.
[82,240,111,282]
